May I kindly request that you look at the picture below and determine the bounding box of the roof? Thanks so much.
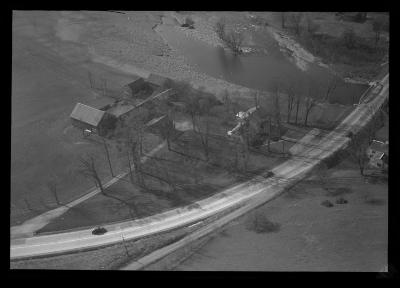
[70,103,105,127]
[84,97,116,110]
[369,140,389,155]
[146,73,170,87]
[106,103,137,118]
[126,77,145,90]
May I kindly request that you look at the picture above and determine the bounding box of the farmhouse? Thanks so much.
[227,106,281,146]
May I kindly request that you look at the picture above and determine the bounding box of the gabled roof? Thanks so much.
[70,103,105,127]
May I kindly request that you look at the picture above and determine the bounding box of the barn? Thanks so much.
[70,103,117,137]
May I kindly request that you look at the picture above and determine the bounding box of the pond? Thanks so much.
[155,19,367,105]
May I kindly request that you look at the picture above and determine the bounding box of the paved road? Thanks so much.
[10,74,388,260]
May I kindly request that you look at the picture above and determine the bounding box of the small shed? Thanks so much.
[146,73,170,88]
[121,77,147,100]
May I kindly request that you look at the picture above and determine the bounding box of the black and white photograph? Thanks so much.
[10,10,390,272]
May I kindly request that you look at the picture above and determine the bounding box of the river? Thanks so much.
[155,16,367,105]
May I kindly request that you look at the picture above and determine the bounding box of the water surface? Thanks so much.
[156,21,367,105]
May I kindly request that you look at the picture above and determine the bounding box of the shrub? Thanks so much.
[365,197,385,206]
[342,28,357,49]
[246,211,280,233]
[183,17,195,29]
[336,197,348,204]
[321,200,334,207]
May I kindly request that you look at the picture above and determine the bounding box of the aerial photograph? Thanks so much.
[11,11,389,271]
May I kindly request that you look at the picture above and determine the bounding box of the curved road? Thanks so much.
[10,74,388,260]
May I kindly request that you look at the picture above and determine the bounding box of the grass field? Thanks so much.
[175,158,388,271]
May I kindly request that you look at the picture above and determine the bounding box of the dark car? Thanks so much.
[92,226,108,235]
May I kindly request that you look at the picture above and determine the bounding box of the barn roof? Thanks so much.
[70,103,105,127]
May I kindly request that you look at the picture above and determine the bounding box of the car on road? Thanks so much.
[92,226,108,235]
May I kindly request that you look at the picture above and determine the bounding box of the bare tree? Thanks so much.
[159,113,175,151]
[279,12,286,29]
[303,84,320,127]
[78,154,105,194]
[215,19,243,55]
[23,197,35,212]
[215,19,226,39]
[101,137,114,177]
[306,16,319,36]
[225,31,244,55]
[114,109,148,185]
[372,17,386,47]
[196,113,211,161]
[87,71,94,89]
[342,27,356,49]
[284,84,296,123]
[101,78,107,97]
[222,89,231,114]
[289,12,303,35]
[272,83,282,138]
[294,92,302,125]
[253,91,260,108]
[46,175,62,206]
[348,136,370,177]
[324,75,340,103]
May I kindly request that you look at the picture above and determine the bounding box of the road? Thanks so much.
[10,141,167,239]
[10,74,388,260]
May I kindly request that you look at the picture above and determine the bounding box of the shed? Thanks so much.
[121,77,147,100]
[146,73,170,88]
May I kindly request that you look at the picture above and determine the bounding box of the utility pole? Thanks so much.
[102,78,107,97]
[88,71,94,89]
[121,233,130,258]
